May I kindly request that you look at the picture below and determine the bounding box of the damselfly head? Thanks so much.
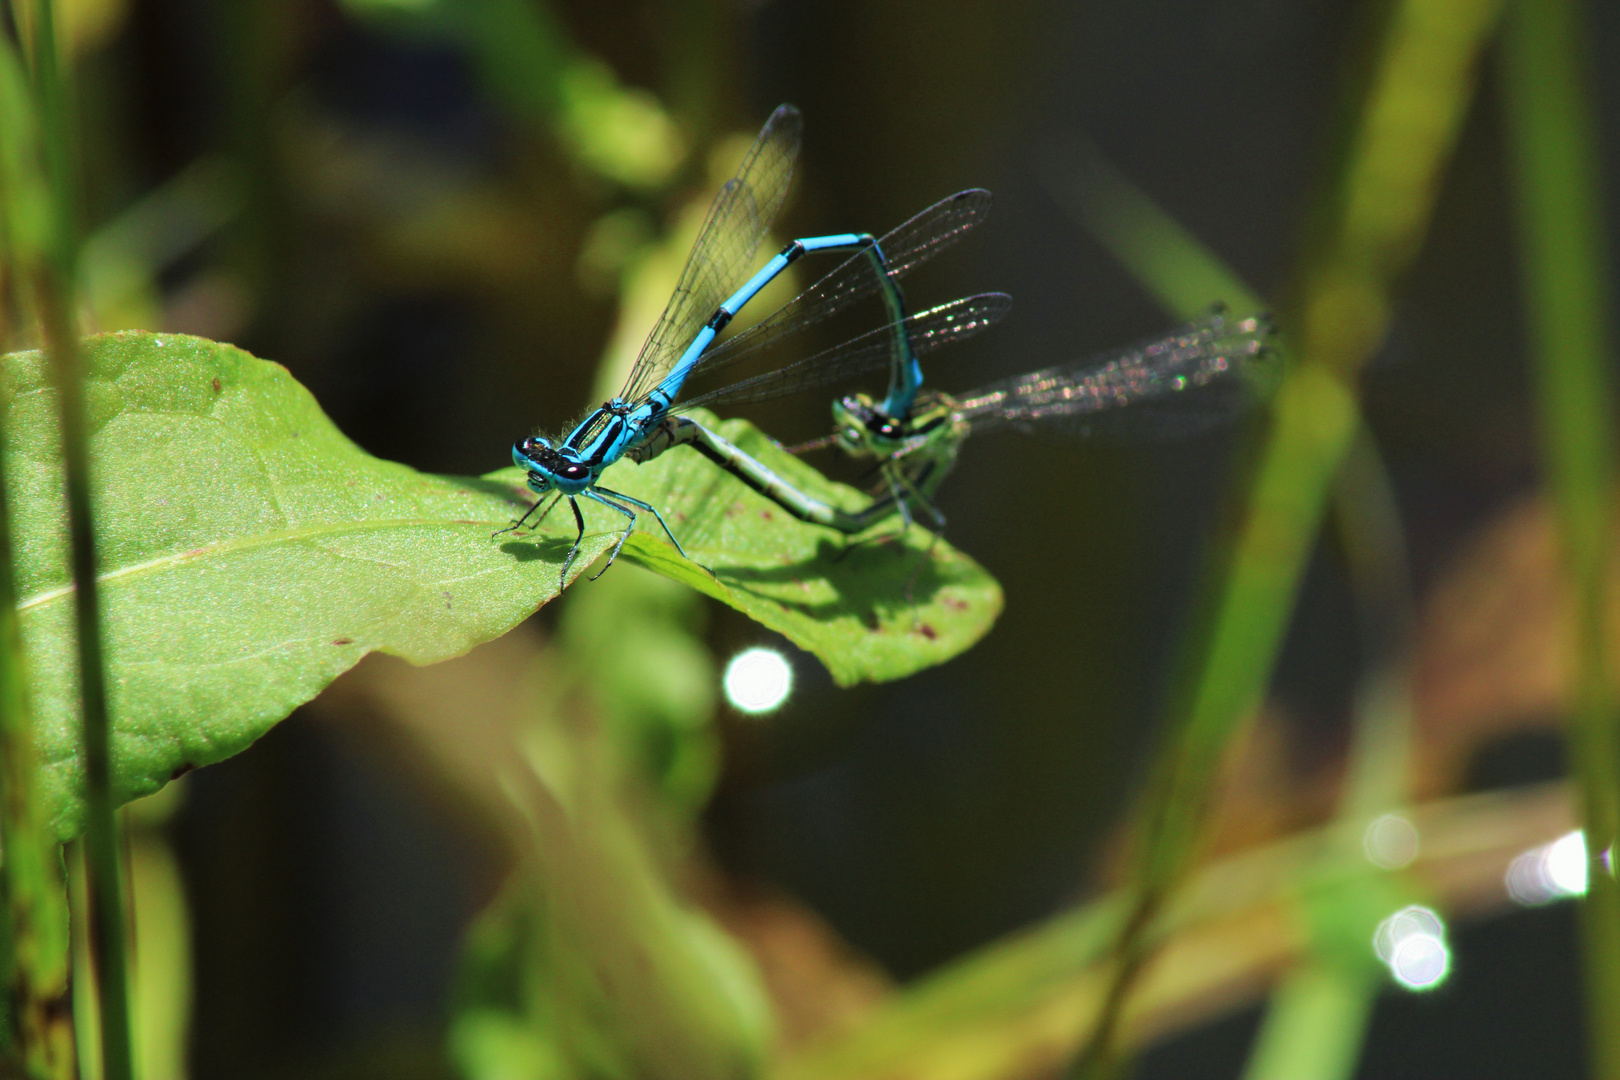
[513,436,592,494]
[831,394,880,456]
[831,393,910,455]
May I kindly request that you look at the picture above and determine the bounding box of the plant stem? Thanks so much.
[1036,133,1265,320]
[1500,2,1620,1077]
[1071,0,1504,1072]
[1238,432,1416,1080]
[22,4,134,1079]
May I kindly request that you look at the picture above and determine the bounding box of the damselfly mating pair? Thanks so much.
[501,104,1274,584]
[498,104,1004,581]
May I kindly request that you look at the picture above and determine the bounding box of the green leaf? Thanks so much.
[601,416,1002,686]
[7,331,1000,837]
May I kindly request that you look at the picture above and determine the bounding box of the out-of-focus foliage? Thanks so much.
[0,17,79,1080]
[328,619,772,1080]
[1500,0,1620,1071]
[0,29,49,347]
[1049,127,1425,1080]
[1064,0,1509,1072]
[340,0,686,190]
[769,783,1569,1080]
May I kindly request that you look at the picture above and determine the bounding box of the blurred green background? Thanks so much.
[13,0,1618,1076]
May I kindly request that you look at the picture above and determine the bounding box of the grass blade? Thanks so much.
[19,2,133,1077]
[1500,1,1620,1076]
[1036,134,1265,321]
[1071,0,1505,1073]
[1044,114,1421,1080]
[773,783,1566,1080]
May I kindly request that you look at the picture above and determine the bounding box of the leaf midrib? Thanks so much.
[17,514,591,612]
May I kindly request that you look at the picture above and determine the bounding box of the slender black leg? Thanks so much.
[595,485,715,577]
[884,463,944,603]
[882,463,916,533]
[581,490,638,581]
[596,486,690,558]
[894,461,947,531]
[494,490,561,539]
[558,496,587,588]
[833,455,930,563]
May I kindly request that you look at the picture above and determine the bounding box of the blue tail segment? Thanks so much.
[653,231,911,408]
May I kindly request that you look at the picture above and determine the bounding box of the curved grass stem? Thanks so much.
[1500,1,1620,1076]
[1068,0,1504,1074]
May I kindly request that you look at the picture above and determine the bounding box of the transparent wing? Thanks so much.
[678,293,1012,410]
[619,105,803,404]
[952,309,1277,439]
[688,189,994,383]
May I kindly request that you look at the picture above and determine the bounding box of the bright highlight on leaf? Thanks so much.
[723,648,792,714]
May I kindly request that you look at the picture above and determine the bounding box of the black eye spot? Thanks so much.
[563,464,587,480]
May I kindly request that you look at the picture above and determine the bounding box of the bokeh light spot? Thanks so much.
[1374,905,1450,992]
[1506,830,1589,905]
[1363,813,1420,869]
[723,648,792,714]
[1390,933,1450,990]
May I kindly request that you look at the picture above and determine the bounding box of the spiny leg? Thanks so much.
[581,489,639,581]
[884,462,917,532]
[594,485,692,562]
[593,485,715,577]
[579,492,635,582]
[833,458,917,561]
[894,461,946,531]
[493,490,560,538]
[890,463,946,604]
[558,496,587,588]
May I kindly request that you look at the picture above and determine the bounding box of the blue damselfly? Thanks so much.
[504,104,1003,582]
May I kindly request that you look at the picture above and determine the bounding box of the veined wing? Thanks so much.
[619,105,803,404]
[679,293,1012,410]
[689,189,994,382]
[952,309,1276,439]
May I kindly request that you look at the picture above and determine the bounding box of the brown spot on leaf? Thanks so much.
[332,637,354,646]
[760,508,775,521]
[917,623,938,640]
[943,596,968,611]
[211,376,222,393]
